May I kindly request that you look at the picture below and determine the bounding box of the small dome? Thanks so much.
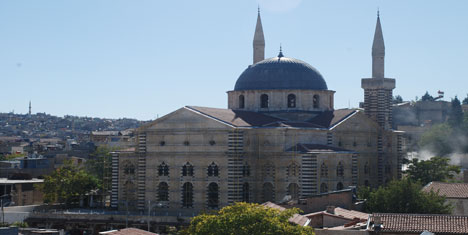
[234,56,327,91]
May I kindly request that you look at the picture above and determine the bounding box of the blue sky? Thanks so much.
[1,0,467,120]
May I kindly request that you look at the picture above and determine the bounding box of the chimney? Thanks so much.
[326,206,336,214]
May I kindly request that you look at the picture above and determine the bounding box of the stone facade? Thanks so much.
[111,13,404,214]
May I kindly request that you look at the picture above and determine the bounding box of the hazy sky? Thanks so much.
[1,0,467,120]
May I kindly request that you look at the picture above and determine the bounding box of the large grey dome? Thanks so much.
[234,55,328,91]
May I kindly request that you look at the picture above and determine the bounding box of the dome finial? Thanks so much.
[278,44,284,57]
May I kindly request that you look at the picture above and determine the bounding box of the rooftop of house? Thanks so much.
[305,206,368,221]
[99,228,158,235]
[0,178,44,184]
[369,213,468,234]
[262,201,311,227]
[423,181,468,199]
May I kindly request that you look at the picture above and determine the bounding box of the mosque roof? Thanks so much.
[309,109,357,128]
[286,143,355,153]
[186,106,358,129]
[234,54,328,91]
[185,106,283,127]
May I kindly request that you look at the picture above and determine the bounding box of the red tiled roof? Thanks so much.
[423,182,468,199]
[370,213,468,234]
[304,207,368,221]
[334,207,368,221]
[99,228,158,235]
[262,202,310,227]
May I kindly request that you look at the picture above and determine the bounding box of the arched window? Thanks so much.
[158,162,169,176]
[364,180,370,187]
[262,182,274,202]
[262,162,275,178]
[260,94,269,108]
[207,162,219,177]
[242,164,250,177]
[364,162,370,175]
[123,180,136,207]
[242,182,250,202]
[385,163,392,174]
[124,162,135,175]
[287,162,300,177]
[288,183,300,200]
[207,182,219,209]
[287,94,296,108]
[320,183,328,193]
[337,182,344,190]
[313,95,320,108]
[157,182,169,201]
[320,162,328,177]
[336,162,344,177]
[182,162,194,177]
[239,95,245,109]
[182,182,193,208]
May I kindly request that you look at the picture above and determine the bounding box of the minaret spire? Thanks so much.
[372,12,385,78]
[28,101,31,116]
[253,8,265,64]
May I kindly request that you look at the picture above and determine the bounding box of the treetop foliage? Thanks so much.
[448,97,463,128]
[421,91,434,101]
[362,178,452,214]
[463,94,468,105]
[39,160,99,206]
[181,202,314,235]
[405,156,460,185]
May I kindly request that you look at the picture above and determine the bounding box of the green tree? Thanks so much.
[10,222,28,228]
[85,146,113,192]
[419,123,453,156]
[393,95,403,104]
[181,202,314,235]
[405,156,460,185]
[39,161,99,206]
[462,94,468,105]
[364,179,451,214]
[421,91,434,101]
[448,97,463,127]
[0,153,26,161]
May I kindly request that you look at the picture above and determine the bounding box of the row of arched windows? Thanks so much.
[157,182,220,208]
[320,161,345,177]
[320,182,344,193]
[156,162,219,177]
[238,94,320,109]
[155,182,300,207]
[159,140,217,146]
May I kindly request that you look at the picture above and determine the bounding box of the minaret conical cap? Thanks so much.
[372,13,385,55]
[253,9,265,44]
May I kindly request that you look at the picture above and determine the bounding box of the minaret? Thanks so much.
[253,8,265,64]
[361,12,395,130]
[28,101,31,116]
[372,11,385,78]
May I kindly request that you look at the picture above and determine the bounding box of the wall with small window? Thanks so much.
[227,89,335,112]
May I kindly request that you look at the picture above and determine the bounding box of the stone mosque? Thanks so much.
[111,11,405,213]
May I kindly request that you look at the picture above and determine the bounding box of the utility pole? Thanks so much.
[1,198,4,225]
[125,200,129,228]
[147,200,151,232]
